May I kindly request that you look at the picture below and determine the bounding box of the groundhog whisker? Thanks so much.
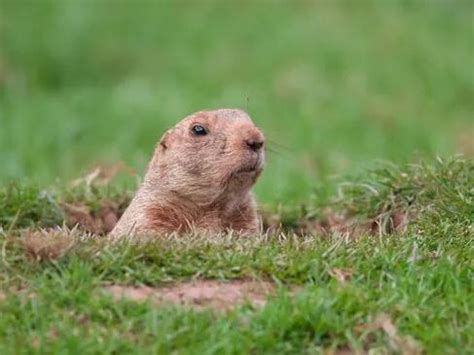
[266,138,292,152]
[265,141,293,157]
[265,146,280,155]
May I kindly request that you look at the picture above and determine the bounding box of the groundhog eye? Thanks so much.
[191,124,208,136]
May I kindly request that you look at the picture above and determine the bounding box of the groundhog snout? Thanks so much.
[243,129,265,152]
[246,138,264,152]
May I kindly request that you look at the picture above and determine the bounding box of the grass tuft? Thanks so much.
[0,183,64,229]
[22,228,79,262]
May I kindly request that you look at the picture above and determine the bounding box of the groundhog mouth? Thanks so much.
[236,166,259,174]
[234,157,264,175]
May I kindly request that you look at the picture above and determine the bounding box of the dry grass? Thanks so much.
[22,228,78,262]
[356,313,423,355]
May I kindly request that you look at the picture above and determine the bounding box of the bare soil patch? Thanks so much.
[104,280,278,311]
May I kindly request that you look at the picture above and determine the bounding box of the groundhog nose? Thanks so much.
[245,138,264,152]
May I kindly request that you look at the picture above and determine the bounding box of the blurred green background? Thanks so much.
[0,1,473,204]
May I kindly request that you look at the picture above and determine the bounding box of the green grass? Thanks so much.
[0,1,473,353]
[1,1,473,203]
[1,234,471,353]
[1,158,473,353]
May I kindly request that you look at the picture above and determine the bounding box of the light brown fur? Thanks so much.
[110,109,265,237]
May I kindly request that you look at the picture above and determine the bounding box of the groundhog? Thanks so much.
[110,108,265,237]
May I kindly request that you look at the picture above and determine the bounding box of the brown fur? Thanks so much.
[110,109,265,237]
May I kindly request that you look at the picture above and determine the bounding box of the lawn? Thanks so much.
[0,1,473,354]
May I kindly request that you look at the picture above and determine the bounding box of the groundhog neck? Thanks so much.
[138,183,254,233]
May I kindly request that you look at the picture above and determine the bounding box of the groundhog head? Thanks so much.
[144,109,265,206]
